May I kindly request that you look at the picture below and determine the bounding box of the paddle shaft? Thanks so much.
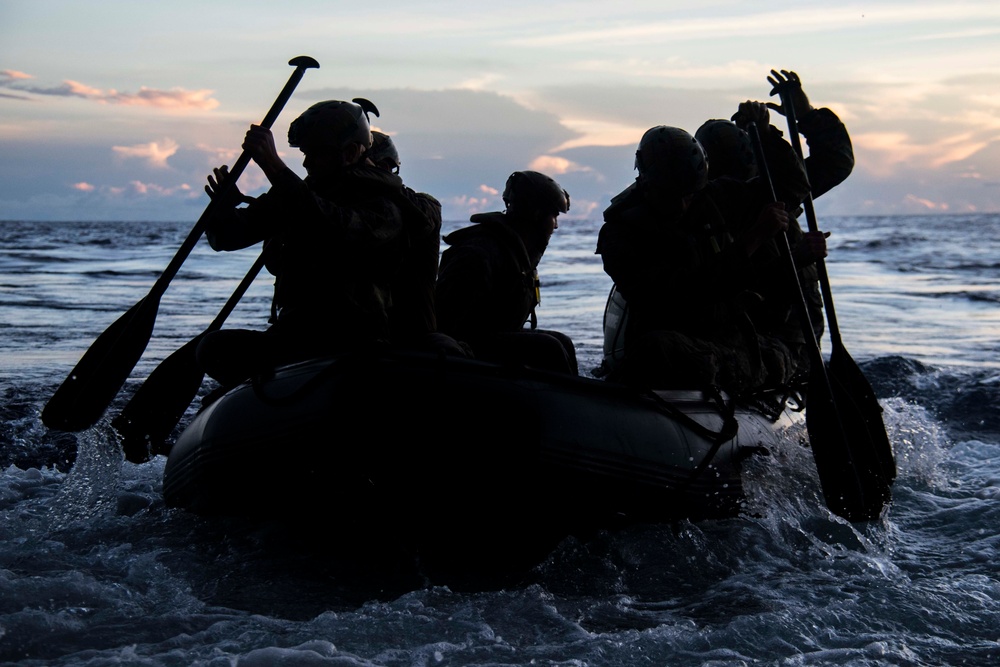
[749,122,878,520]
[772,99,843,345]
[149,58,317,302]
[747,124,826,371]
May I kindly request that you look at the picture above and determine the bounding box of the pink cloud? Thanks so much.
[0,70,35,98]
[64,80,105,97]
[126,181,193,196]
[0,71,219,111]
[854,131,992,177]
[96,181,196,198]
[904,194,949,211]
[1,69,33,81]
[449,194,495,215]
[195,143,243,164]
[72,182,96,192]
[528,154,592,176]
[110,87,219,110]
[112,139,180,168]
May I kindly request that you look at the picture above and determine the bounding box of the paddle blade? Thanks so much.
[42,298,158,432]
[112,334,207,463]
[829,342,897,485]
[805,359,893,521]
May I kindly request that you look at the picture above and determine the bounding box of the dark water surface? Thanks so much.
[1,214,999,665]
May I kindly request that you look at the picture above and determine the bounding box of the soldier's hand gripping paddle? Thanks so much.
[749,120,891,521]
[767,70,896,496]
[42,56,319,433]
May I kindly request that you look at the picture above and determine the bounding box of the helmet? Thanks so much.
[634,126,708,198]
[288,97,380,150]
[369,131,401,173]
[502,171,570,215]
[695,119,756,181]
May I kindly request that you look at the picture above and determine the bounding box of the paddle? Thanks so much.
[767,71,897,488]
[41,56,319,433]
[748,122,891,521]
[112,246,270,463]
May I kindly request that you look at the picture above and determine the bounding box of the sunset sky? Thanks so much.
[2,0,999,222]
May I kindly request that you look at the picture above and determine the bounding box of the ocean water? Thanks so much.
[1,213,999,666]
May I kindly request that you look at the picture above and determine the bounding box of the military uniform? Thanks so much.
[598,178,771,393]
[386,186,443,345]
[437,212,576,374]
[200,164,408,384]
[747,107,855,379]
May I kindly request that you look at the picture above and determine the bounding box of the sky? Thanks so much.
[2,0,1000,223]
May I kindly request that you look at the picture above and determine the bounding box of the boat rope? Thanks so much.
[646,383,797,492]
[645,384,739,445]
[650,385,741,490]
[742,376,808,422]
[668,379,807,490]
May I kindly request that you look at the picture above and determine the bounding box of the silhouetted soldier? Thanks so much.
[436,170,577,374]
[598,126,789,392]
[196,99,408,386]
[692,69,850,383]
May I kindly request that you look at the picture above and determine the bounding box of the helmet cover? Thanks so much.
[288,97,380,150]
[695,119,756,181]
[369,131,401,173]
[634,126,709,198]
[502,170,570,216]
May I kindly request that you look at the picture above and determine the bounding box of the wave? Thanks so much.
[864,355,1000,439]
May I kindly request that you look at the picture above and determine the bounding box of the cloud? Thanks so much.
[548,118,645,152]
[570,200,602,220]
[110,87,219,110]
[528,155,592,176]
[447,193,497,217]
[931,135,993,167]
[907,26,1000,41]
[854,130,994,177]
[566,57,768,84]
[194,143,243,164]
[112,139,180,168]
[904,194,950,211]
[0,70,219,110]
[0,71,35,99]
[527,84,742,142]
[116,181,195,198]
[63,80,105,97]
[3,77,999,222]
[64,179,195,199]
[457,73,505,91]
[506,4,1000,47]
[1,70,33,81]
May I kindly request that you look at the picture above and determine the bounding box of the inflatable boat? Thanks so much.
[163,349,801,565]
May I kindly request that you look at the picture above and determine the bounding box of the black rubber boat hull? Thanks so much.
[165,352,796,542]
